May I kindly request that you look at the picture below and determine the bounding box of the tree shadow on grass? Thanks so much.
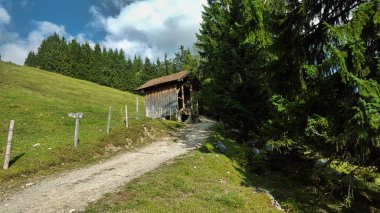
[220,146,378,212]
[199,140,343,212]
[199,126,380,212]
[9,153,25,167]
[238,166,341,212]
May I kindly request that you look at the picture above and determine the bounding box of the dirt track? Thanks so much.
[0,117,215,213]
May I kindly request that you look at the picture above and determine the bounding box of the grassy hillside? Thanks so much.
[0,62,178,186]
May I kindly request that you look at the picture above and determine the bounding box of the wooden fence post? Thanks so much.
[125,105,128,128]
[74,118,79,148]
[3,120,15,170]
[136,96,139,120]
[107,106,112,134]
[68,113,83,148]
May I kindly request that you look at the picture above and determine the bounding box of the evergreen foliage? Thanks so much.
[263,0,380,167]
[197,1,380,203]
[24,35,198,92]
[196,0,272,138]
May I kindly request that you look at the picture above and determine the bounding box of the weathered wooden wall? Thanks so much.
[144,85,178,118]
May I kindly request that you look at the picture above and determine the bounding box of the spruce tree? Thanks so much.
[196,0,271,138]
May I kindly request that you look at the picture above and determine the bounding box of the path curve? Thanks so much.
[0,117,215,213]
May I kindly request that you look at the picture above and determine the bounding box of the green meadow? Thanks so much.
[0,61,179,187]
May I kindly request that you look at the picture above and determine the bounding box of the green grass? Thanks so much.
[84,124,380,213]
[84,127,281,213]
[0,61,181,189]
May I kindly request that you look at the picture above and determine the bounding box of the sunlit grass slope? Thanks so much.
[0,62,175,185]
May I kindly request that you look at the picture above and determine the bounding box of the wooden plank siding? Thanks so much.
[144,84,178,119]
[137,70,201,121]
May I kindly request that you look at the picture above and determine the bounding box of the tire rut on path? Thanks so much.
[0,117,215,213]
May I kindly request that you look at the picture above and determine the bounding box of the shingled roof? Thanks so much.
[136,70,190,90]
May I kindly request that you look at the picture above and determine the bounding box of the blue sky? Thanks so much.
[0,0,206,64]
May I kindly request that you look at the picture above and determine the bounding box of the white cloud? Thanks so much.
[0,19,69,65]
[0,6,94,65]
[27,21,67,46]
[0,0,206,64]
[0,6,10,24]
[89,5,106,29]
[75,33,96,47]
[92,0,206,59]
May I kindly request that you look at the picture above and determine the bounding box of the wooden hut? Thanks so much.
[136,70,200,121]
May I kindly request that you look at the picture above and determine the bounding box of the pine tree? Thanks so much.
[24,51,38,66]
[173,45,198,72]
[163,52,174,75]
[263,0,380,167]
[91,43,103,84]
[316,0,380,165]
[67,39,82,77]
[34,33,68,73]
[196,0,271,138]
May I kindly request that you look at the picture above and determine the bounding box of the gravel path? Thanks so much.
[0,117,215,213]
